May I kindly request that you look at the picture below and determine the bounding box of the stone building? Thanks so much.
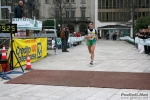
[38,0,95,32]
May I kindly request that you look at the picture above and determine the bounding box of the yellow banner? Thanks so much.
[13,38,47,67]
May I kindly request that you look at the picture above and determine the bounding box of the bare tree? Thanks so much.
[118,0,141,38]
[118,0,139,23]
[49,0,72,28]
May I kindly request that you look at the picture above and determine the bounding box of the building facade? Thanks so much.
[95,0,150,38]
[38,0,95,32]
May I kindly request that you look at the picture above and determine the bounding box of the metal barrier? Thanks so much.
[56,36,85,45]
[120,36,150,46]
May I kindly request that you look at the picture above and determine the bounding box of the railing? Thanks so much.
[120,36,150,46]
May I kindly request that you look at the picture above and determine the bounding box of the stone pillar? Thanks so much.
[74,24,78,32]
[130,27,133,38]
[99,29,102,38]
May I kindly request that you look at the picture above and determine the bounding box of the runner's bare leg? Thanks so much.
[91,44,96,61]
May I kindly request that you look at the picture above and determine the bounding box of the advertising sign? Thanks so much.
[12,18,42,30]
[13,38,47,67]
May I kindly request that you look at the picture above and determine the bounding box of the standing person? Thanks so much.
[77,32,81,45]
[112,33,115,40]
[106,33,109,40]
[14,1,24,18]
[113,32,117,40]
[137,29,145,53]
[60,28,67,52]
[143,29,148,54]
[65,27,69,51]
[57,27,61,38]
[85,22,98,65]
[147,26,150,54]
[115,32,117,40]
[77,32,81,37]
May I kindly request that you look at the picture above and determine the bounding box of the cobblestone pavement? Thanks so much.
[0,40,150,100]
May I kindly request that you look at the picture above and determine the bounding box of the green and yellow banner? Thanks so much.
[12,38,47,67]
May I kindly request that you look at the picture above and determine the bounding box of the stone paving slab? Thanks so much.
[0,40,150,100]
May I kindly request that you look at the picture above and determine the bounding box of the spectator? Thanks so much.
[137,29,145,53]
[76,32,81,37]
[146,27,150,54]
[113,32,117,40]
[143,29,149,54]
[65,27,69,50]
[60,28,68,52]
[57,27,61,38]
[69,31,72,36]
[106,33,109,40]
[76,32,81,45]
[14,1,24,18]
[73,32,77,37]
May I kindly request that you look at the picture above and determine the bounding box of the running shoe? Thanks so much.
[90,61,93,65]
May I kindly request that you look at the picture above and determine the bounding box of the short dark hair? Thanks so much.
[88,22,93,29]
[88,22,93,24]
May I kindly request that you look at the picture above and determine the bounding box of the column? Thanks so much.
[130,26,133,38]
[74,24,78,32]
[99,29,102,38]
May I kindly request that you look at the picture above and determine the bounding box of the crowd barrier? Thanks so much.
[57,36,85,45]
[120,36,150,46]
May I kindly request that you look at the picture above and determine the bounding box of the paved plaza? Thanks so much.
[0,39,150,100]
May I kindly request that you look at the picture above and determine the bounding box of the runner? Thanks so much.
[84,22,98,65]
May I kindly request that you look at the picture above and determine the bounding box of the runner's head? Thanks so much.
[88,22,93,29]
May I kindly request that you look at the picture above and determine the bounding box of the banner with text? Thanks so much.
[13,38,47,67]
[12,18,42,30]
[57,36,85,45]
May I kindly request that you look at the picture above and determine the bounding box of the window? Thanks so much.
[146,0,149,8]
[81,9,85,17]
[45,0,48,4]
[55,0,59,2]
[71,10,75,17]
[102,0,105,9]
[113,0,116,8]
[66,11,69,18]
[139,0,141,7]
[108,0,113,9]
[142,12,145,16]
[81,0,86,4]
[116,0,120,8]
[109,12,112,21]
[98,12,101,21]
[102,12,106,21]
[106,12,108,21]
[71,0,74,2]
[141,0,146,8]
[66,0,69,2]
[98,0,102,9]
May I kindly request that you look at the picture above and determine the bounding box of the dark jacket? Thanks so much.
[14,5,23,18]
[65,31,69,39]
